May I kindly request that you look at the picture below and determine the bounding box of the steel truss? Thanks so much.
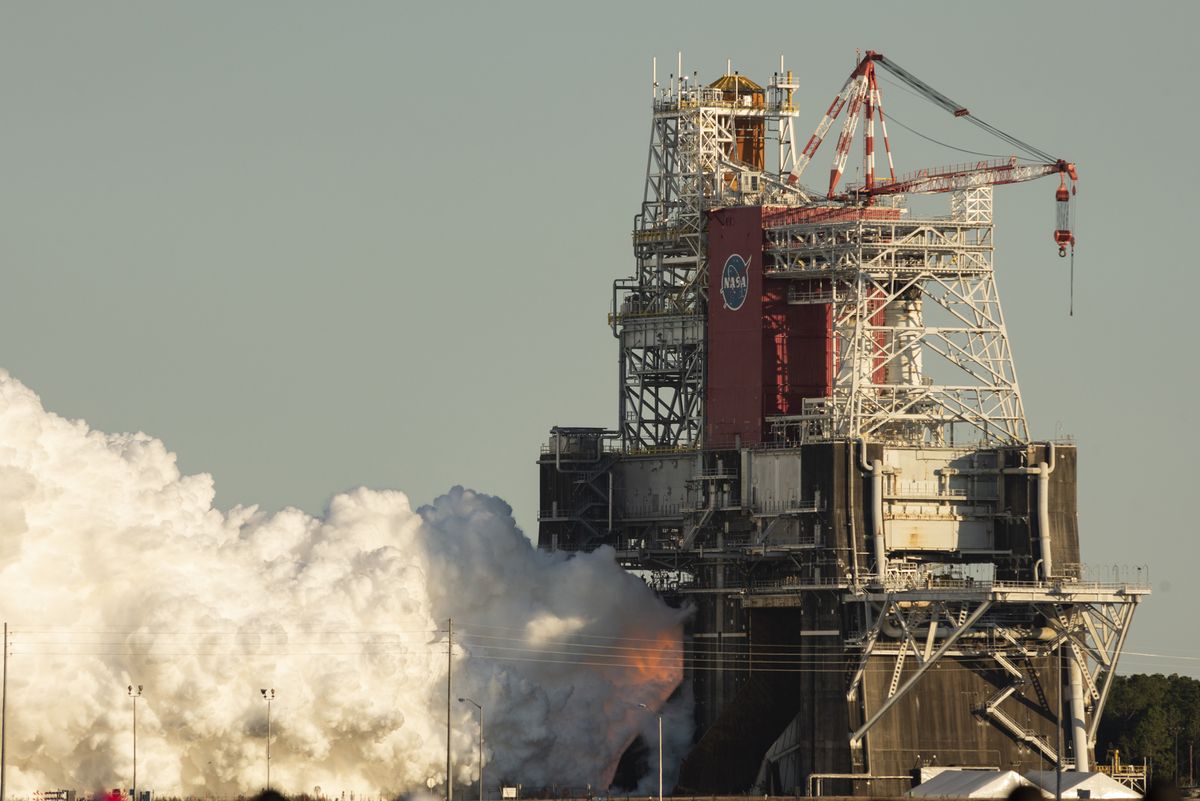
[614,69,804,450]
[845,582,1146,767]
[763,187,1028,446]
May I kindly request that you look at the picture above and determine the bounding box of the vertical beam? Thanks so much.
[1069,656,1090,772]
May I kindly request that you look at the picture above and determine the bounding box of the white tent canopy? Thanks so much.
[910,769,1040,798]
[1024,771,1141,799]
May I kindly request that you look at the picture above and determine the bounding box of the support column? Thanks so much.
[1069,656,1089,771]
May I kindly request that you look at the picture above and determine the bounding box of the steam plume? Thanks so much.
[0,369,684,796]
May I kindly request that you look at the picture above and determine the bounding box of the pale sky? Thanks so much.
[0,1,1195,675]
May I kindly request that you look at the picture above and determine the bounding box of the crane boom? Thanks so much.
[787,50,1078,256]
[863,158,1077,197]
[788,71,867,189]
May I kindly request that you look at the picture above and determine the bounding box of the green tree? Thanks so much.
[1098,673,1200,784]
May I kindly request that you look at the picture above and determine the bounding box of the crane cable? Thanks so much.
[1070,189,1077,316]
[876,107,1012,160]
[875,75,1014,159]
[878,61,1077,315]
[873,53,1059,164]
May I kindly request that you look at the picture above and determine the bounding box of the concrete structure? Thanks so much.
[538,53,1146,796]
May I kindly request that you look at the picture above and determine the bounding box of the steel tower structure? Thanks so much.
[617,57,803,449]
[539,52,1146,797]
[763,185,1028,447]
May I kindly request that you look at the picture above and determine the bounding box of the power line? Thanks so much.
[879,110,1011,160]
[10,623,1200,675]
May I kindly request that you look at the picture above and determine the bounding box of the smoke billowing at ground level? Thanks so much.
[0,369,686,796]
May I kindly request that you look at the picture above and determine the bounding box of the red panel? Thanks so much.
[762,279,832,417]
[706,207,764,448]
[871,291,887,385]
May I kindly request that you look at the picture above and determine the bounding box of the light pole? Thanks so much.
[127,685,142,801]
[260,689,275,792]
[458,698,483,801]
[638,704,663,801]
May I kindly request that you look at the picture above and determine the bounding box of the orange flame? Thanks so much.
[622,629,683,685]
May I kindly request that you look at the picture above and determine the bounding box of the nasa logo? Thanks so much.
[721,254,750,311]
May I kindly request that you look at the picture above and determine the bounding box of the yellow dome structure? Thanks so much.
[707,73,765,99]
[709,73,765,170]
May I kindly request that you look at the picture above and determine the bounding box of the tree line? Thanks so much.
[1098,673,1200,785]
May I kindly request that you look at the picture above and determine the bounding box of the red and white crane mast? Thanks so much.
[789,50,1078,256]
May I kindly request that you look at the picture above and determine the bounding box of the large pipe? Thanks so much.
[1037,463,1052,579]
[1069,655,1090,771]
[871,460,887,583]
[1037,444,1057,579]
[857,438,873,472]
[856,441,888,584]
[847,444,861,587]
[1001,444,1056,581]
[608,472,613,532]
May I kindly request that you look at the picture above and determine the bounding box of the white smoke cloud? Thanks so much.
[0,369,685,797]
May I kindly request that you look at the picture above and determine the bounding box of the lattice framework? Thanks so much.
[764,187,1028,446]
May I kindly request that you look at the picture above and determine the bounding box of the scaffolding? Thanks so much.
[763,187,1027,447]
[614,59,805,450]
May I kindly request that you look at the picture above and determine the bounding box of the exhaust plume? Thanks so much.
[0,369,685,796]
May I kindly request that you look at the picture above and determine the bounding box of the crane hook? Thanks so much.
[1053,174,1074,258]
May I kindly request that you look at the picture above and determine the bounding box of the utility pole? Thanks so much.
[447,618,453,801]
[1056,650,1063,801]
[128,685,142,801]
[459,698,483,801]
[260,689,275,791]
[2,622,8,801]
[638,703,663,801]
[656,712,663,801]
